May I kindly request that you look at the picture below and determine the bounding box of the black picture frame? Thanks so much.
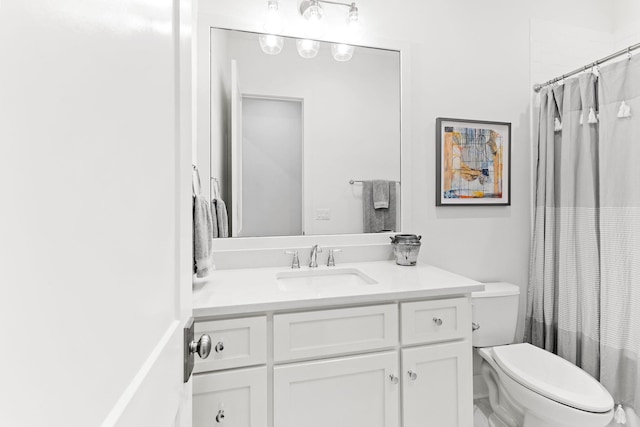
[436,117,511,206]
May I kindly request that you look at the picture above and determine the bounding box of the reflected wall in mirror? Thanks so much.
[208,28,401,238]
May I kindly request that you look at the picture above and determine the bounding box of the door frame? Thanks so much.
[242,93,305,236]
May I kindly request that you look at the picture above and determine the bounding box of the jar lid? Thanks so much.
[390,234,422,243]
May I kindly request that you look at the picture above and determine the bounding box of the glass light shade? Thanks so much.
[296,39,320,59]
[346,16,363,42]
[301,0,324,20]
[263,2,283,34]
[259,34,284,55]
[301,0,324,38]
[331,43,355,62]
[305,17,324,38]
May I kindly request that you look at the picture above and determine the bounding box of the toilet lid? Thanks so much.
[492,343,613,413]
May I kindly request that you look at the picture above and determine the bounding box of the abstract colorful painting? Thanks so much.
[436,118,511,206]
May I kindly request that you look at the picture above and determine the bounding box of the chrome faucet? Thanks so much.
[309,244,322,268]
[285,250,300,269]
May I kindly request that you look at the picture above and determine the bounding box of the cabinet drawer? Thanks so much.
[401,298,470,345]
[194,366,267,427]
[273,304,398,362]
[194,316,267,373]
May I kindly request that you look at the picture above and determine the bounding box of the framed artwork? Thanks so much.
[436,118,511,206]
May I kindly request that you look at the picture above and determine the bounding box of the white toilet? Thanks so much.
[472,282,614,427]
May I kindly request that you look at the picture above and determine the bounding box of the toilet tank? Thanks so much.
[472,282,520,347]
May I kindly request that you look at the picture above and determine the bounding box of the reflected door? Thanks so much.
[241,97,303,237]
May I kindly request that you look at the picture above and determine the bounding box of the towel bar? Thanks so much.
[349,179,400,184]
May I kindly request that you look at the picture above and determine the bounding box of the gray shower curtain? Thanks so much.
[598,55,640,414]
[526,54,640,415]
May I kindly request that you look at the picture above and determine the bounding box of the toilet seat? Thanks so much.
[492,343,613,413]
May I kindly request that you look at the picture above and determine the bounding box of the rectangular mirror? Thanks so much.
[207,28,401,238]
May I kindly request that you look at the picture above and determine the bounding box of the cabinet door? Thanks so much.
[193,367,267,427]
[402,341,472,427]
[274,351,400,427]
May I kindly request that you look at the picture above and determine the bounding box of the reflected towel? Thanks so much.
[210,200,218,239]
[373,180,389,209]
[193,195,214,278]
[363,181,397,233]
[213,198,229,238]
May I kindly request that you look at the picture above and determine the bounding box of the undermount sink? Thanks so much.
[275,268,378,286]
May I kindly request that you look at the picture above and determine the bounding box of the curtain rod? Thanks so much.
[533,41,640,93]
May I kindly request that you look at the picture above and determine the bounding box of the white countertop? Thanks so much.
[192,260,484,318]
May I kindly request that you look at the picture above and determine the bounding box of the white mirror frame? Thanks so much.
[196,11,413,258]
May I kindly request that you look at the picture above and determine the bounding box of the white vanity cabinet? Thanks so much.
[193,297,473,427]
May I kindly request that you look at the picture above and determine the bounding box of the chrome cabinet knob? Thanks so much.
[189,334,212,359]
[214,341,225,353]
[433,317,443,326]
[389,374,399,384]
[408,370,418,381]
[472,322,480,331]
[215,409,225,423]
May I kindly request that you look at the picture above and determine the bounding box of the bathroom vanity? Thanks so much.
[192,261,483,427]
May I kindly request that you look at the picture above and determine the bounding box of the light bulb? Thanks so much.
[259,34,284,55]
[296,39,320,59]
[331,43,354,61]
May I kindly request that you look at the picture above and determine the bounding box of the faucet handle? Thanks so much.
[327,249,342,267]
[284,251,300,269]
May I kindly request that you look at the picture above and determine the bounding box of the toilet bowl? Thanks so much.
[472,283,614,427]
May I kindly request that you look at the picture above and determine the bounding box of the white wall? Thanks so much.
[199,0,616,341]
[218,32,400,235]
[613,0,640,50]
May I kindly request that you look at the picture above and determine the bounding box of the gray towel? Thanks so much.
[213,198,229,238]
[193,194,214,278]
[373,180,389,209]
[363,181,397,233]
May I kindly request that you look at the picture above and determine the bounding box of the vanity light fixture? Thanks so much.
[259,34,284,55]
[331,43,354,61]
[299,0,360,40]
[296,39,320,58]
